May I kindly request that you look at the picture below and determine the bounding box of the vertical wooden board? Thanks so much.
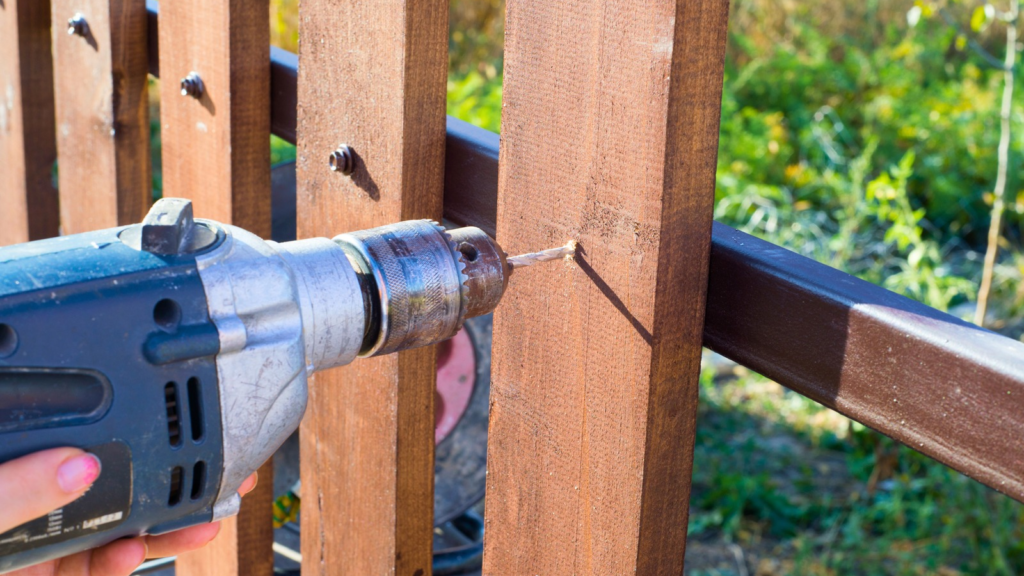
[51,0,149,234]
[158,2,272,576]
[231,461,275,576]
[0,0,58,245]
[158,0,270,237]
[296,0,448,574]
[482,0,730,574]
[171,461,274,576]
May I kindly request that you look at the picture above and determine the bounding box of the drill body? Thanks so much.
[0,199,509,572]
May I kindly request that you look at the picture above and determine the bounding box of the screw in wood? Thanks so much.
[180,72,204,99]
[329,145,355,176]
[67,14,88,36]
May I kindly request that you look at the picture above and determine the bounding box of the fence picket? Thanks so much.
[482,0,731,573]
[157,1,273,575]
[295,0,449,573]
[157,0,270,233]
[0,0,58,245]
[50,0,149,234]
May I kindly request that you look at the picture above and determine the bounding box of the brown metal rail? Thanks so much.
[705,224,1024,501]
[145,3,1024,503]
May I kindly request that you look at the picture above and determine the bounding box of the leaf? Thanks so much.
[909,244,926,268]
[955,34,968,51]
[970,5,988,32]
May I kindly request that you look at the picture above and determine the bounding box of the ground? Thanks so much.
[681,353,1024,576]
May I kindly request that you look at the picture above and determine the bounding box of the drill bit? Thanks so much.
[507,241,577,270]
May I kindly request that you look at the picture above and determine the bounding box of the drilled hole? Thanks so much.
[0,324,18,358]
[153,299,182,332]
[187,377,204,442]
[165,382,182,447]
[168,466,183,506]
[191,461,206,500]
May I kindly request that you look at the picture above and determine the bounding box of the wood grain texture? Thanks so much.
[159,2,272,575]
[51,0,149,234]
[157,0,270,237]
[173,461,274,576]
[482,0,730,573]
[296,0,448,573]
[0,0,59,245]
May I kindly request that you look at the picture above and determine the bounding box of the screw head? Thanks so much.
[67,14,88,36]
[180,72,204,99]
[329,145,355,176]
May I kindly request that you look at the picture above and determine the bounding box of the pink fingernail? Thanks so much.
[57,453,102,493]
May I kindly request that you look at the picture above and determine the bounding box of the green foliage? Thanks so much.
[149,79,162,199]
[449,0,505,76]
[447,72,503,132]
[867,150,977,308]
[446,0,505,131]
[270,0,298,52]
[709,0,1024,329]
[271,136,296,166]
[694,370,1024,574]
[692,471,806,538]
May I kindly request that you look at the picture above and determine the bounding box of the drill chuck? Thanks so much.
[336,221,509,358]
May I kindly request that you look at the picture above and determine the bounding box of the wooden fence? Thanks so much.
[2,0,1023,574]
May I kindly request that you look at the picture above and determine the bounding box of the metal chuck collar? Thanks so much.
[334,221,510,357]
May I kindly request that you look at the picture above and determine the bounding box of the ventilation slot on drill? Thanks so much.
[191,461,206,500]
[168,466,184,506]
[187,377,204,442]
[164,382,182,447]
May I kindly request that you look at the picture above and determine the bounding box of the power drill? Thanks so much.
[0,197,546,572]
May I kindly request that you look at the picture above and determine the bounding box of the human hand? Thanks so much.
[1,448,257,576]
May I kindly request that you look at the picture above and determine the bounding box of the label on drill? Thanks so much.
[0,442,132,556]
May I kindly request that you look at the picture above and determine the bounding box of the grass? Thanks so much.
[688,357,1024,575]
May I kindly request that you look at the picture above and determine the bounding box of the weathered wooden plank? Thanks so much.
[0,0,59,245]
[157,0,270,235]
[158,2,272,575]
[170,462,274,576]
[483,0,730,573]
[295,0,448,573]
[51,0,150,234]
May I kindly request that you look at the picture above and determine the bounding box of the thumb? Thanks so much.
[0,448,102,534]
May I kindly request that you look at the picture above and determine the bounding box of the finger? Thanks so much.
[144,522,221,559]
[0,448,101,533]
[10,557,62,576]
[238,472,258,496]
[87,537,147,576]
[54,548,92,576]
